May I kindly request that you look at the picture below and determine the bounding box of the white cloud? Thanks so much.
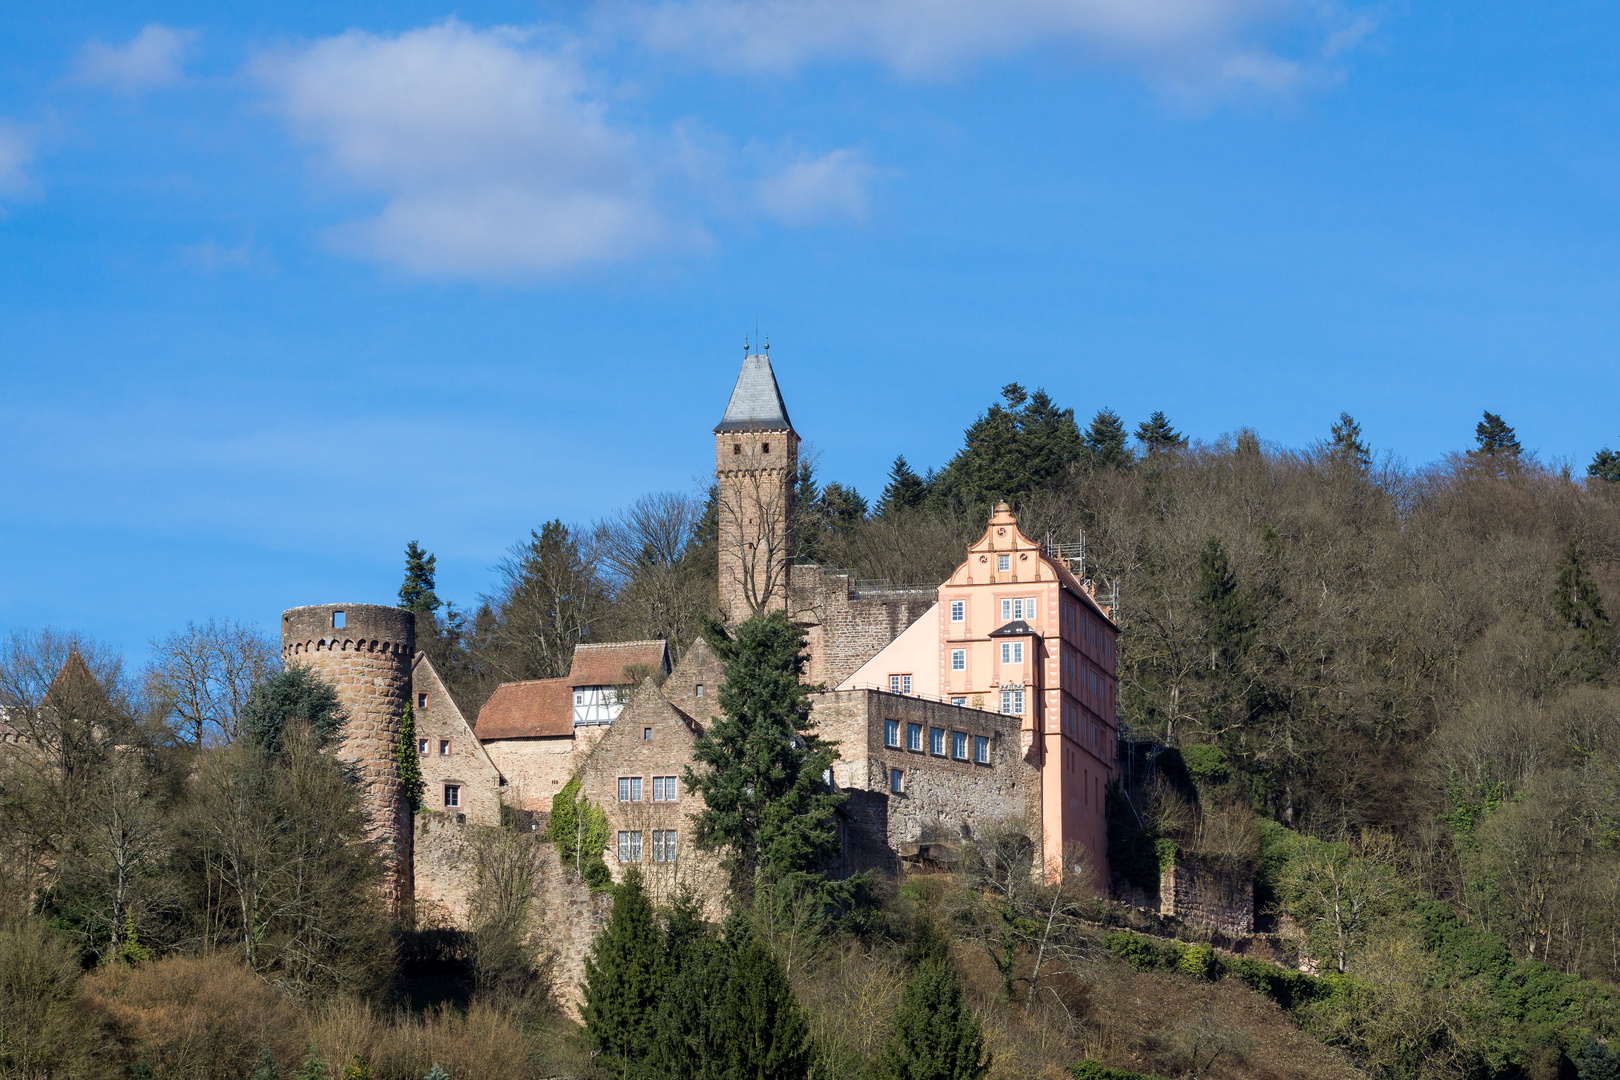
[256,21,681,278]
[620,0,1367,92]
[73,25,195,93]
[757,148,876,223]
[0,121,36,200]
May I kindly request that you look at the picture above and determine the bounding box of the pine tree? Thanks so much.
[1083,409,1130,470]
[397,701,424,813]
[581,867,667,1075]
[1135,411,1185,455]
[939,384,1084,502]
[293,1049,326,1080]
[684,613,846,894]
[1472,411,1522,459]
[399,541,443,617]
[1590,448,1620,484]
[1330,412,1371,471]
[342,1056,372,1080]
[1576,1038,1620,1080]
[250,1048,281,1080]
[647,892,730,1080]
[424,1066,452,1080]
[882,456,930,514]
[820,482,868,534]
[1197,538,1254,668]
[873,959,990,1080]
[240,666,347,752]
[724,928,813,1080]
[1554,541,1613,680]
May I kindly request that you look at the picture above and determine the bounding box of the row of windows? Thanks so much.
[617,829,678,863]
[883,720,991,763]
[947,597,1040,624]
[618,776,681,802]
[418,738,452,756]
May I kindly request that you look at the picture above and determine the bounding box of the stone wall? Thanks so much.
[282,603,415,918]
[410,816,610,1018]
[811,689,1039,874]
[790,567,936,688]
[482,736,578,814]
[412,656,502,826]
[1160,856,1255,937]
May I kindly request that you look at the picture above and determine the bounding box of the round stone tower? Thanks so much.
[281,603,415,919]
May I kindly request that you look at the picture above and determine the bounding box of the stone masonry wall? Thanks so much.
[1160,856,1255,937]
[811,689,1038,875]
[790,567,936,688]
[482,736,577,814]
[412,657,502,826]
[282,603,414,919]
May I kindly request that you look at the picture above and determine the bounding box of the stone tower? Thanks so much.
[714,351,798,624]
[281,603,415,918]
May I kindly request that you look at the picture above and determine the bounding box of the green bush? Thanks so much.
[1221,955,1332,1013]
[1180,744,1230,787]
[1103,930,1184,973]
[1178,943,1217,980]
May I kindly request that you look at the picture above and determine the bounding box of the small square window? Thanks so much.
[930,727,945,755]
[417,692,428,709]
[444,784,460,808]
[417,738,429,755]
[644,727,653,741]
[695,683,704,698]
[763,442,771,454]
[953,731,968,759]
[975,735,990,763]
[575,693,584,705]
[951,649,966,671]
[890,768,904,794]
[439,739,450,755]
[884,719,900,747]
[332,610,346,628]
[997,555,1010,572]
[907,723,924,751]
[950,600,965,622]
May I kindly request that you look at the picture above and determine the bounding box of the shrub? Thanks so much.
[1103,930,1183,973]
[1070,1061,1167,1080]
[1178,943,1217,981]
[83,953,303,1080]
[0,919,115,1079]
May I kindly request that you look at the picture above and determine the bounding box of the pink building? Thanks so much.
[841,502,1119,882]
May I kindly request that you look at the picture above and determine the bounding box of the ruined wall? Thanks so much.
[410,817,610,1018]
[1160,856,1255,937]
[282,603,414,918]
[811,690,1037,875]
[791,567,936,688]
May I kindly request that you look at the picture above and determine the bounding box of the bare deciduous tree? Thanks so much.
[145,619,279,747]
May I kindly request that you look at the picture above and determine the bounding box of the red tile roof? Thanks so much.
[475,677,573,740]
[567,640,669,687]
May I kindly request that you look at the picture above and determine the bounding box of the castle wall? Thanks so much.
[481,736,577,815]
[1160,856,1255,937]
[811,690,1038,875]
[790,567,936,688]
[412,656,503,827]
[282,603,415,919]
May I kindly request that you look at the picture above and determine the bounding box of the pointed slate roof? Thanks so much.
[715,353,794,433]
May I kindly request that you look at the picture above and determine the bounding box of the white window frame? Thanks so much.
[1000,689,1024,715]
[439,739,450,756]
[444,784,460,808]
[618,776,643,802]
[417,738,429,755]
[952,697,967,707]
[1026,597,1037,620]
[618,831,631,863]
[952,731,968,759]
[997,554,1010,572]
[930,727,945,755]
[951,648,966,671]
[974,735,990,763]
[907,723,924,751]
[1000,641,1024,664]
[890,768,904,794]
[884,719,900,747]
[950,600,965,622]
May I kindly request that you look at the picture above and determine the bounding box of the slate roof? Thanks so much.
[714,353,794,433]
[989,620,1037,637]
[567,640,670,687]
[475,677,573,740]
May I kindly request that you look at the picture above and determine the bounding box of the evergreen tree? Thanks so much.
[342,1056,372,1080]
[684,614,846,895]
[398,541,442,617]
[1197,538,1254,668]
[647,892,730,1080]
[1576,1038,1620,1080]
[1554,541,1613,680]
[581,867,667,1076]
[1472,411,1522,460]
[821,483,868,535]
[724,927,813,1080]
[1590,447,1620,484]
[293,1050,326,1080]
[239,666,347,752]
[397,701,424,813]
[873,959,990,1080]
[1083,409,1130,470]
[882,456,930,514]
[1330,412,1371,471]
[424,1066,452,1080]
[250,1047,280,1080]
[794,463,825,562]
[1135,411,1185,455]
[939,384,1084,502]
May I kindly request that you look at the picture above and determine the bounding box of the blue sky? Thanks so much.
[5,0,1620,661]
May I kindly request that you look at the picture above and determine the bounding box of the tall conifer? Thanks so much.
[582,867,667,1076]
[724,928,813,1080]
[1589,448,1620,484]
[1135,411,1185,454]
[1083,409,1130,470]
[873,959,990,1080]
[881,456,929,514]
[398,541,442,617]
[1330,412,1371,471]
